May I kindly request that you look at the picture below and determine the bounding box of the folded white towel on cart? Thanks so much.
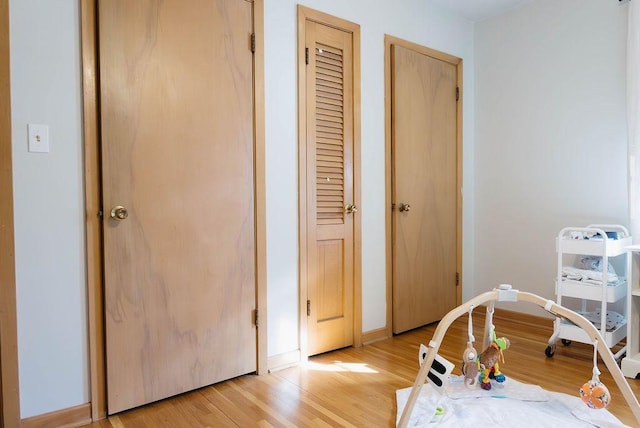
[562,267,619,285]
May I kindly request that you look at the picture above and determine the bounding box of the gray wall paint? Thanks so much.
[10,0,88,418]
[475,0,629,314]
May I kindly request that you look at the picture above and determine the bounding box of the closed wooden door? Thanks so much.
[302,18,356,356]
[391,44,459,334]
[99,0,256,413]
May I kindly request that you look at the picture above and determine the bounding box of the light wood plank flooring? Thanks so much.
[82,311,640,427]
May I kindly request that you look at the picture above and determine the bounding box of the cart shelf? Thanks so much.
[555,279,627,303]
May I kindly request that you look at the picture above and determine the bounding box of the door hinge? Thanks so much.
[251,33,256,54]
[305,47,309,65]
[253,309,259,326]
[456,87,460,102]
[307,299,311,316]
[456,272,460,286]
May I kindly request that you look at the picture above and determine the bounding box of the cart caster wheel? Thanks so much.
[561,339,572,346]
[545,345,556,358]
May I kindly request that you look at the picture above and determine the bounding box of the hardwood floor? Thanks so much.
[82,311,640,427]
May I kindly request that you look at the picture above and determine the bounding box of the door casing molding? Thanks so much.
[297,5,362,359]
[81,0,267,419]
[0,0,21,424]
[384,35,463,336]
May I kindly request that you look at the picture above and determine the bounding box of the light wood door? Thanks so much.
[99,0,257,413]
[303,20,355,356]
[391,44,458,334]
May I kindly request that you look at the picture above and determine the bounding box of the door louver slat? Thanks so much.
[315,43,345,224]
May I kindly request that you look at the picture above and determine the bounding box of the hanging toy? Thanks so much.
[477,325,509,391]
[461,341,478,386]
[461,306,478,386]
[579,339,611,409]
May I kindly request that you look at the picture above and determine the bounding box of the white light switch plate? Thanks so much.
[28,123,49,153]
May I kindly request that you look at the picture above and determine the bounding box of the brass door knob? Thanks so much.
[110,205,128,221]
[345,203,358,214]
[399,203,411,212]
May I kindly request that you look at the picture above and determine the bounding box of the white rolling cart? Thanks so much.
[622,244,640,378]
[546,224,631,360]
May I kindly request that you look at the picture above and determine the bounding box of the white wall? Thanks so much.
[10,0,88,418]
[264,0,475,356]
[474,0,629,315]
[8,0,475,418]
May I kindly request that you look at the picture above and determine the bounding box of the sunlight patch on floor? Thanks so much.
[304,360,379,373]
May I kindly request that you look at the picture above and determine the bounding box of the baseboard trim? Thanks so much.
[362,326,390,345]
[268,349,301,372]
[22,402,92,428]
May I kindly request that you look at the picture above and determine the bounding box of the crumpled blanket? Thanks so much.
[396,376,627,427]
[560,311,626,332]
[583,310,625,331]
[580,257,617,275]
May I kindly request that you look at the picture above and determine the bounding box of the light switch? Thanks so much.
[28,124,49,153]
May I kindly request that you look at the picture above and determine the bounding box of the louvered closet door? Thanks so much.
[305,21,354,356]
